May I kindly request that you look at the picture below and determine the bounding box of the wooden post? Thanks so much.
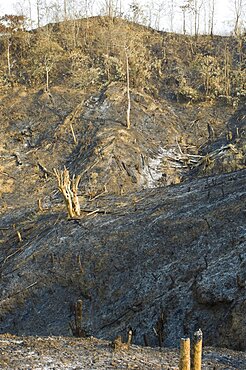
[179,337,190,370]
[192,329,203,370]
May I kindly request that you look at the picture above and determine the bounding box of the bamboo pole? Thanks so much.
[192,329,203,370]
[179,337,190,370]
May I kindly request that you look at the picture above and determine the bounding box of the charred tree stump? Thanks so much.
[69,299,87,337]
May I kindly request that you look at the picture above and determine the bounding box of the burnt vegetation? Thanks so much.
[0,15,245,101]
[0,9,245,368]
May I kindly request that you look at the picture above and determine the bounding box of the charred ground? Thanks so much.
[0,16,245,367]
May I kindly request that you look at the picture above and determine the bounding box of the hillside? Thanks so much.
[0,15,246,367]
[0,17,245,208]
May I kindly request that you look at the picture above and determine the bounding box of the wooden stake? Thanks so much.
[179,337,190,370]
[192,329,203,370]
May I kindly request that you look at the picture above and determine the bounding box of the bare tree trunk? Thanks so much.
[119,0,122,16]
[224,46,231,96]
[64,0,67,19]
[45,56,51,92]
[234,13,240,36]
[233,0,244,36]
[209,0,215,37]
[182,8,186,35]
[27,0,33,28]
[170,0,175,32]
[106,0,113,18]
[194,0,198,36]
[194,0,203,37]
[7,38,11,76]
[46,66,49,91]
[37,0,40,28]
[125,48,131,130]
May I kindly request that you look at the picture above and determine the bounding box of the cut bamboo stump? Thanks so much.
[192,329,203,370]
[179,337,190,370]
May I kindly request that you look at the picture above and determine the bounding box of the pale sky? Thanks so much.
[0,0,240,35]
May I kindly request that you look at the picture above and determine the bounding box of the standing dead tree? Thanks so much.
[54,167,81,218]
[125,47,131,130]
[44,55,52,92]
[233,0,245,36]
[0,15,25,77]
[180,2,191,35]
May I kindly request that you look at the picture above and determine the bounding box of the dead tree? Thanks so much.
[233,0,245,36]
[54,167,81,218]
[44,56,52,92]
[125,47,131,129]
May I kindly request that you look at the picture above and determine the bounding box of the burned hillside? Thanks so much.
[0,16,245,361]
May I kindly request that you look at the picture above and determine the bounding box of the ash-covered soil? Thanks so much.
[0,334,246,369]
[0,169,245,351]
[0,18,246,365]
[0,83,245,212]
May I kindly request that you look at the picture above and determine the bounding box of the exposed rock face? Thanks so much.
[0,169,245,350]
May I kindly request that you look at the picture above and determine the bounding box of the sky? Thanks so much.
[0,0,240,35]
